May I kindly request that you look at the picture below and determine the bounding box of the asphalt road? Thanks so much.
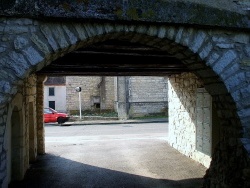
[10,122,207,188]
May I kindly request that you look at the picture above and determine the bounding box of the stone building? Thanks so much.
[44,76,168,117]
[127,76,168,117]
[66,76,115,113]
[0,1,249,187]
[168,73,214,168]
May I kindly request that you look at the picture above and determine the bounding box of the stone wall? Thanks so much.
[66,76,101,111]
[129,102,168,117]
[0,17,249,188]
[66,76,115,112]
[36,75,46,155]
[99,76,115,110]
[65,76,168,117]
[2,74,38,187]
[128,76,168,117]
[168,72,212,168]
[23,75,38,163]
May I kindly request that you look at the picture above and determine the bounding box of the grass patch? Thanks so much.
[70,110,118,117]
[131,114,167,120]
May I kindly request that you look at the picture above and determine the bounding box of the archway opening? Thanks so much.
[35,38,214,187]
[10,106,23,181]
[6,23,245,187]
[29,102,37,163]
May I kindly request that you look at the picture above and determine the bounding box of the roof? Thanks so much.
[44,76,66,85]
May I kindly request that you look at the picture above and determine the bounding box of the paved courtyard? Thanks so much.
[10,122,207,188]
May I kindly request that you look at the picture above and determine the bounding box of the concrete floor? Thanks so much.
[9,122,207,188]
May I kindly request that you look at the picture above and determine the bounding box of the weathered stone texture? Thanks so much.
[0,16,249,188]
[101,76,115,110]
[129,76,168,102]
[168,72,211,167]
[128,76,168,117]
[36,75,46,154]
[66,76,115,112]
[57,75,168,117]
[129,102,167,117]
[0,106,7,187]
[116,76,129,120]
[0,74,39,187]
[66,76,98,111]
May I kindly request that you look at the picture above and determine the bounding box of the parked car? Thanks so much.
[44,107,70,124]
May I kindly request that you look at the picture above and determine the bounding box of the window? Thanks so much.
[94,103,100,109]
[49,101,55,110]
[49,87,55,96]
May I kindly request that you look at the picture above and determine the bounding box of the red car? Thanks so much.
[44,107,70,124]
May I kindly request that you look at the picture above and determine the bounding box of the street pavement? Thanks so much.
[9,119,207,188]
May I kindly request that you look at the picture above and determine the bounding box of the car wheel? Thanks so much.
[57,117,64,125]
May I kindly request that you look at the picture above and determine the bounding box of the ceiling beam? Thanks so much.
[37,40,189,76]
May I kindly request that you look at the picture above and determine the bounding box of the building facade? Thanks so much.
[1,3,247,186]
[66,76,115,113]
[44,76,168,117]
[44,77,67,112]
[128,76,168,117]
[0,9,249,186]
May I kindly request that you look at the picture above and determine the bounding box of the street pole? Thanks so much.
[79,91,82,119]
[75,87,82,120]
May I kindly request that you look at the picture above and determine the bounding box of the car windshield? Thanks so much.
[44,108,57,114]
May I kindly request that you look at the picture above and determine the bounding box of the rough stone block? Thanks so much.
[212,50,237,74]
[22,46,43,66]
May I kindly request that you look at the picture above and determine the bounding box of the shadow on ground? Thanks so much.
[9,153,204,188]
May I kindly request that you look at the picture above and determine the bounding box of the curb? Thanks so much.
[63,118,168,126]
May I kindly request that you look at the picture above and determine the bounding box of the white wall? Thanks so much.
[44,86,67,112]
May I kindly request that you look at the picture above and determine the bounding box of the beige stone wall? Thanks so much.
[4,74,38,185]
[100,76,115,110]
[36,75,46,154]
[168,72,211,168]
[66,76,115,112]
[6,93,27,182]
[66,76,168,117]
[66,76,101,111]
[129,76,168,117]
[129,76,168,102]
[24,75,38,163]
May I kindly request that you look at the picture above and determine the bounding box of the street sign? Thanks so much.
[75,87,81,92]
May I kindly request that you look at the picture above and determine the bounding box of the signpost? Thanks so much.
[75,87,82,119]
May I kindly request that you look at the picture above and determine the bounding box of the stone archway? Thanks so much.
[6,92,26,183]
[0,18,249,187]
